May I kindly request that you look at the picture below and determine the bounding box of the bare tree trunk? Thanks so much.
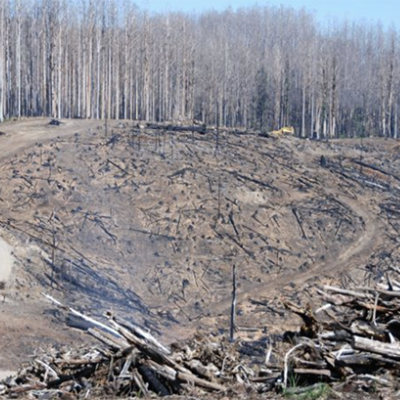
[0,1,5,121]
[16,0,21,117]
[301,84,306,137]
[330,56,338,138]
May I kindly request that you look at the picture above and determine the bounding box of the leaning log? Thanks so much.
[110,314,170,355]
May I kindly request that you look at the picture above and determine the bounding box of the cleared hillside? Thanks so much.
[0,118,399,372]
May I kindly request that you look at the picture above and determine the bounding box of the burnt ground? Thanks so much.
[0,118,399,377]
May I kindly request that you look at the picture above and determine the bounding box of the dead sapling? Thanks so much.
[49,211,58,288]
[214,126,220,157]
[230,264,237,343]
[217,176,222,221]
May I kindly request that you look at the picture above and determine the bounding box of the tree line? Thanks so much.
[0,0,399,138]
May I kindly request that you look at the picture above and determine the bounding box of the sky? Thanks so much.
[138,0,399,27]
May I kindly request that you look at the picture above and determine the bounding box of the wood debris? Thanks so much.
[4,272,400,397]
[280,275,400,393]
[0,295,272,398]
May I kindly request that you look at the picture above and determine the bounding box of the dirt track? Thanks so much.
[214,190,381,317]
[0,118,97,162]
[0,118,398,369]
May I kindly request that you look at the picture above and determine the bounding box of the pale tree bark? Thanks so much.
[0,0,5,121]
[0,0,397,138]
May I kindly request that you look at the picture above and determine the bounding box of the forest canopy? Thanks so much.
[0,0,399,138]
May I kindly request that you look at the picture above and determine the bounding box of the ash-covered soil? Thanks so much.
[0,118,399,370]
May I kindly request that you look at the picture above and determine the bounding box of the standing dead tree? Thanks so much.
[230,264,237,342]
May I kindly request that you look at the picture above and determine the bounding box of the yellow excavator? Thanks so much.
[269,126,295,137]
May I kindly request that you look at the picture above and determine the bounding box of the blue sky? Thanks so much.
[138,0,399,27]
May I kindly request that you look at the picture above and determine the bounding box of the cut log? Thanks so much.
[108,319,187,374]
[357,287,400,298]
[88,328,130,350]
[139,366,170,396]
[292,207,307,240]
[352,336,400,359]
[319,330,352,341]
[350,321,386,341]
[316,289,355,305]
[54,357,103,366]
[186,359,215,380]
[110,314,170,354]
[145,359,177,381]
[324,286,371,299]
[9,382,47,394]
[293,368,331,378]
[146,123,207,134]
[177,371,226,392]
[43,293,123,338]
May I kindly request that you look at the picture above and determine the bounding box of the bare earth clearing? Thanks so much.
[0,119,399,397]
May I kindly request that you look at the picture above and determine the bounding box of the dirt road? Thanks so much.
[0,118,101,162]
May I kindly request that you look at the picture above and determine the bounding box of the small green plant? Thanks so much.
[286,372,300,390]
[283,377,330,400]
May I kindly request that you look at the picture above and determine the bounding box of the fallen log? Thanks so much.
[43,293,123,338]
[350,321,386,341]
[146,123,207,134]
[177,371,226,392]
[293,368,331,378]
[145,359,177,382]
[292,207,307,240]
[352,336,400,359]
[357,287,400,298]
[88,327,130,351]
[324,286,371,299]
[139,366,170,396]
[109,314,171,355]
[351,159,400,182]
[9,382,47,394]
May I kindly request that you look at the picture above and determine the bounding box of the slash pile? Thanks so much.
[5,273,400,398]
[0,316,233,398]
[282,275,400,393]
[0,297,273,399]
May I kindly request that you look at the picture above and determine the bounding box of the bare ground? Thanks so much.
[0,118,399,384]
[0,237,12,283]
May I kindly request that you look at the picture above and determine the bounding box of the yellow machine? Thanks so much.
[269,126,295,137]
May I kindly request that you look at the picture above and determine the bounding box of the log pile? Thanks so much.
[0,296,267,398]
[5,274,400,398]
[0,320,229,398]
[281,278,400,394]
